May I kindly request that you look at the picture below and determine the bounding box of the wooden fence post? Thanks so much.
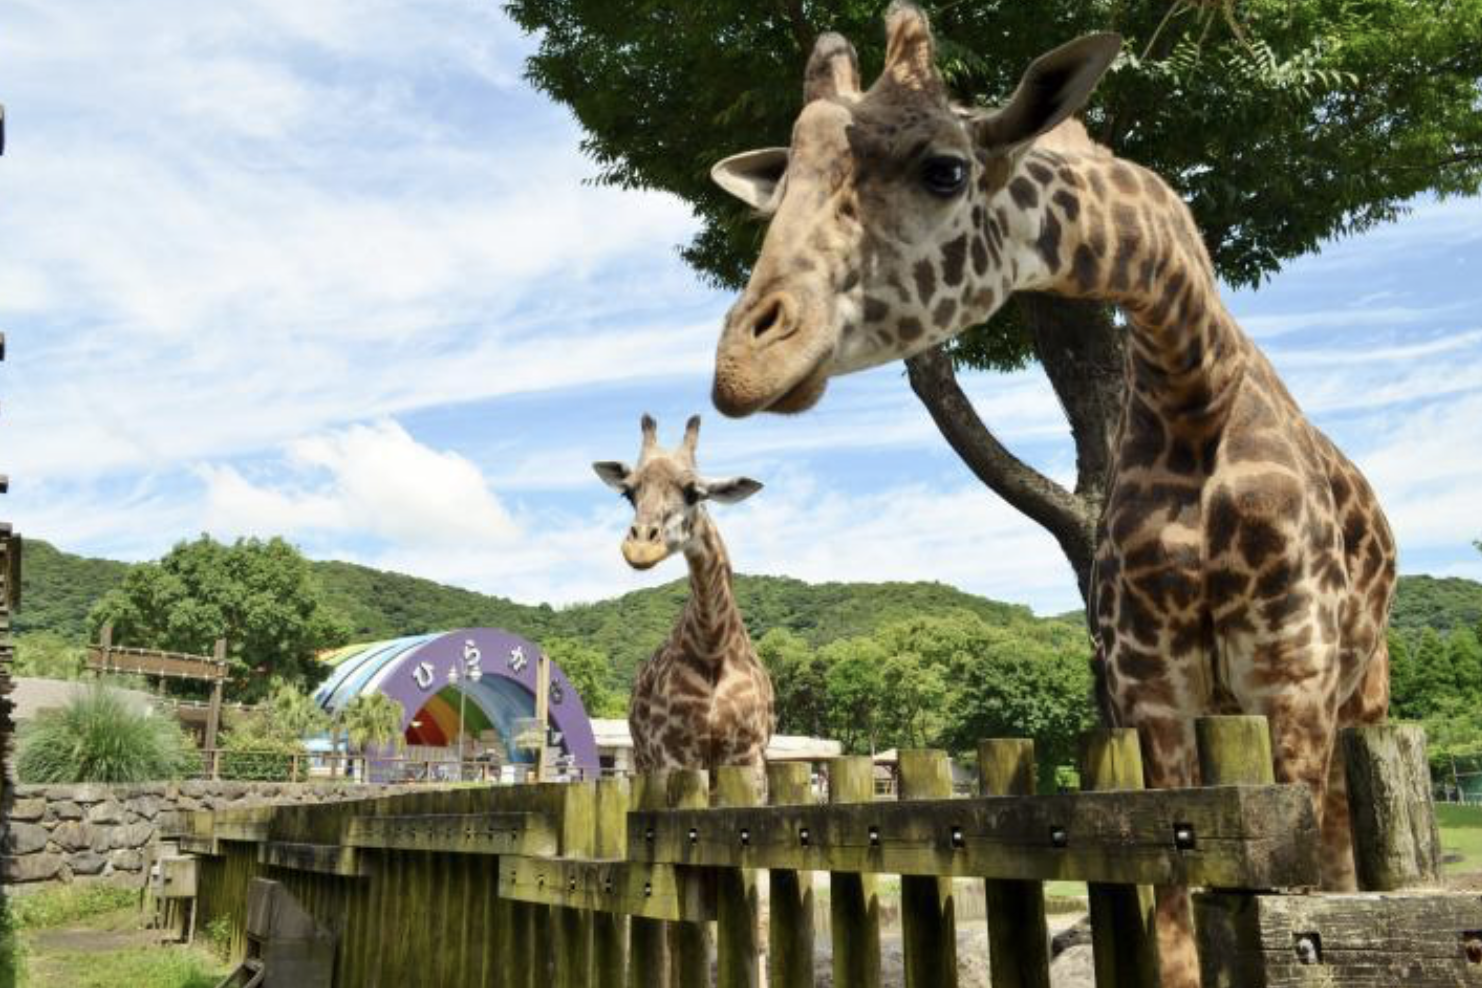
[1342,723,1442,890]
[766,762,815,988]
[977,739,1049,988]
[898,749,957,988]
[1197,715,1274,787]
[629,771,670,988]
[205,637,226,751]
[555,782,596,988]
[1080,729,1159,988]
[669,769,712,988]
[594,776,630,988]
[715,765,763,988]
[827,756,881,988]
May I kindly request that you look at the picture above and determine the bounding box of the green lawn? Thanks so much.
[1438,802,1482,874]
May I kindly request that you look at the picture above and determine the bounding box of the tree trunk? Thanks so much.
[904,295,1126,608]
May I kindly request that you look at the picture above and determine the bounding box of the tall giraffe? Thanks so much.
[593,414,775,776]
[708,6,1393,983]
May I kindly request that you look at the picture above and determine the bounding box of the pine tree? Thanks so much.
[1446,627,1482,701]
[1408,627,1455,719]
[1387,630,1417,718]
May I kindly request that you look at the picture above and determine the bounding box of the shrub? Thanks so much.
[216,710,305,782]
[16,683,200,784]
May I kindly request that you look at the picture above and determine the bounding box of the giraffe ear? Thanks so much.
[971,33,1121,151]
[592,461,631,491]
[710,148,789,214]
[698,476,763,504]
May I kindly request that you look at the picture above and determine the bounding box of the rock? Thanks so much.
[1052,915,1093,957]
[126,794,161,819]
[11,798,46,822]
[4,823,51,855]
[88,801,125,824]
[51,801,83,820]
[70,784,111,805]
[111,822,155,849]
[3,853,65,883]
[69,851,108,876]
[51,821,99,852]
[1050,944,1095,988]
[111,849,145,872]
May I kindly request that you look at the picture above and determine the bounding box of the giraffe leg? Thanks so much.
[1322,640,1391,890]
[1262,684,1343,893]
[1136,715,1201,988]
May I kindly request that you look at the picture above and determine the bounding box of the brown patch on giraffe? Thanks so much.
[1111,162,1140,194]
[1052,188,1080,222]
[1238,517,1285,569]
[863,296,889,322]
[1008,176,1038,209]
[912,259,936,303]
[1071,244,1099,292]
[970,235,988,276]
[940,233,968,286]
[1036,210,1063,272]
[897,316,925,342]
[932,298,956,328]
[1025,160,1054,184]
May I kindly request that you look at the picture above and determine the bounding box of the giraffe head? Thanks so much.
[592,414,762,570]
[710,3,1120,416]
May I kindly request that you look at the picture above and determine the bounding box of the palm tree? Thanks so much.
[337,693,405,780]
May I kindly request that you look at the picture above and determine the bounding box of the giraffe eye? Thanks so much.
[682,484,701,506]
[922,155,968,197]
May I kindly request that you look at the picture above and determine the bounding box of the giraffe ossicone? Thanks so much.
[708,6,1395,986]
[592,414,775,775]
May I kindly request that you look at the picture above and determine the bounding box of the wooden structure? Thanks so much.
[183,717,1481,987]
[88,625,229,749]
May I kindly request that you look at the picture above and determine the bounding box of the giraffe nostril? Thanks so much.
[628,526,640,540]
[751,298,784,340]
[645,525,661,542]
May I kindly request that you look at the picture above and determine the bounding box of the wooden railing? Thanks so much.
[181,716,1481,987]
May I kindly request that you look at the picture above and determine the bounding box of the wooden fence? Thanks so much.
[182,716,1482,987]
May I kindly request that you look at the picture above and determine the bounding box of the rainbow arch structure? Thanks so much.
[312,627,599,772]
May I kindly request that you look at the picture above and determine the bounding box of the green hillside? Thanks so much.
[14,538,1481,688]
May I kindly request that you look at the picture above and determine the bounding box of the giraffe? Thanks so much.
[707,5,1394,983]
[593,413,776,777]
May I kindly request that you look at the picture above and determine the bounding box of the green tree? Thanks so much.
[823,637,888,754]
[339,693,406,759]
[13,631,87,680]
[16,683,200,783]
[1447,627,1482,700]
[1407,627,1457,719]
[506,0,1482,599]
[542,637,627,718]
[1387,629,1418,718]
[87,535,349,701]
[756,627,831,737]
[265,679,332,739]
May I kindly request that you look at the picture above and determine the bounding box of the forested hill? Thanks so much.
[17,538,1482,684]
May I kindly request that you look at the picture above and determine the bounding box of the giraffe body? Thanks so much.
[594,415,775,775]
[707,7,1394,982]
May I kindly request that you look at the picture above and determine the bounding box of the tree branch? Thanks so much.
[905,345,1098,597]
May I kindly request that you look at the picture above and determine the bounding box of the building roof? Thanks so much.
[588,719,843,762]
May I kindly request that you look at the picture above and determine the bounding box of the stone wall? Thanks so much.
[2,780,428,888]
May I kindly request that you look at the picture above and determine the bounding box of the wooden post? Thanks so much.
[828,756,881,988]
[1196,715,1274,786]
[715,765,763,988]
[98,623,113,678]
[555,782,596,988]
[766,762,814,988]
[898,749,958,988]
[977,739,1049,988]
[1342,724,1442,890]
[1080,729,1160,988]
[205,637,226,751]
[535,650,551,783]
[594,777,630,988]
[669,769,711,988]
[629,772,670,988]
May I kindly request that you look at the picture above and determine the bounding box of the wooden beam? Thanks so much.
[498,856,714,923]
[1196,889,1482,988]
[627,783,1319,888]
[344,812,557,856]
[978,738,1050,988]
[258,841,363,877]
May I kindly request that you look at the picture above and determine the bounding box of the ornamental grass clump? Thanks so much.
[16,683,201,783]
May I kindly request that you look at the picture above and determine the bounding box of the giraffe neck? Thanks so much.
[970,147,1250,425]
[678,511,746,668]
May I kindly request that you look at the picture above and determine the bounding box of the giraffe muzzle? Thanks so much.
[622,538,669,570]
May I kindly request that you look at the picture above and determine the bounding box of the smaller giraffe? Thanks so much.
[593,414,775,775]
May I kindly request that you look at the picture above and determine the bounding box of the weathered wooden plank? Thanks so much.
[977,738,1050,988]
[828,756,881,988]
[594,777,631,988]
[898,750,958,988]
[555,783,595,988]
[715,765,762,988]
[766,762,814,988]
[344,811,557,856]
[1343,724,1442,891]
[629,773,670,988]
[498,857,716,922]
[1081,729,1159,988]
[178,835,221,857]
[1196,890,1482,988]
[667,769,711,988]
[257,841,363,877]
[627,783,1318,888]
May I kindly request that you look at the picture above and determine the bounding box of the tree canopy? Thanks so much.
[87,535,349,701]
[507,0,1482,370]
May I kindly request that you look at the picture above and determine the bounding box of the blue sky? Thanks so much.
[3,0,1480,615]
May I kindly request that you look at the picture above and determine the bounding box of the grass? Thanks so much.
[1438,802,1482,875]
[9,885,138,930]
[22,934,226,988]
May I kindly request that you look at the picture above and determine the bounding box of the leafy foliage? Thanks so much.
[1390,574,1482,633]
[16,683,200,784]
[339,692,405,754]
[13,631,88,680]
[505,0,1482,370]
[87,536,349,701]
[14,539,130,639]
[541,637,626,717]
